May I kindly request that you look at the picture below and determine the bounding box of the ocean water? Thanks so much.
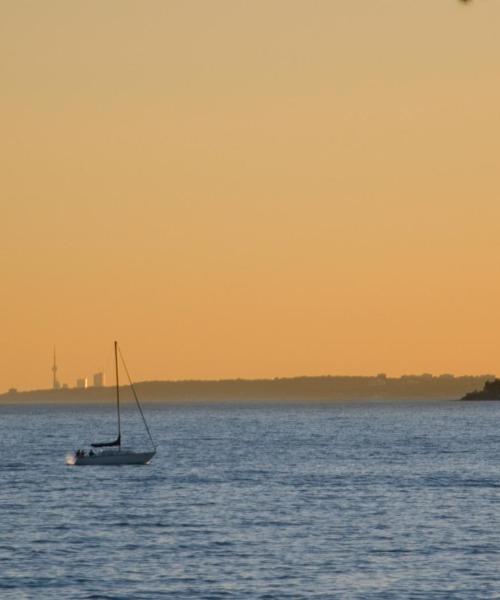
[1,399,500,599]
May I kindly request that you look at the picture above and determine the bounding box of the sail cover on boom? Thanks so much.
[91,434,121,448]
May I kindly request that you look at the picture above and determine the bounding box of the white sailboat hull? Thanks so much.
[68,450,155,466]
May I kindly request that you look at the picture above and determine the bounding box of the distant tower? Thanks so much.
[52,346,60,389]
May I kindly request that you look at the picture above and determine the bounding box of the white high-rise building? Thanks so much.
[76,378,88,389]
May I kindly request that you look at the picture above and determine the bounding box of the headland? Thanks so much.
[461,378,500,401]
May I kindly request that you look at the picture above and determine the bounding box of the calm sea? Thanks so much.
[1,400,500,599]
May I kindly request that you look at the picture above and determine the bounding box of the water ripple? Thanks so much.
[1,401,500,598]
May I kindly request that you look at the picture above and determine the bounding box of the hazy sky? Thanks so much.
[2,1,500,391]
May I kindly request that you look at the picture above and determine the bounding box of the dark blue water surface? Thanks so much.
[1,400,500,599]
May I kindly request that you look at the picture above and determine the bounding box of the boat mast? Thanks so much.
[114,340,121,448]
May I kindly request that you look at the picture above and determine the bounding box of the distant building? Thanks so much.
[93,372,105,387]
[76,378,88,389]
[8,388,17,394]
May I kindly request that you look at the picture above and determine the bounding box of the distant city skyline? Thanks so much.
[2,2,500,391]
[49,347,106,392]
[17,350,496,395]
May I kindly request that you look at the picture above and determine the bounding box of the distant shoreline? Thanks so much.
[1,374,493,405]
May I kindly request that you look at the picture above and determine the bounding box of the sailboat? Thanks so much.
[67,341,156,466]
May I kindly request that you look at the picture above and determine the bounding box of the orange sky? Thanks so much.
[2,1,500,391]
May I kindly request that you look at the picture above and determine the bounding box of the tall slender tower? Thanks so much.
[52,346,60,389]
